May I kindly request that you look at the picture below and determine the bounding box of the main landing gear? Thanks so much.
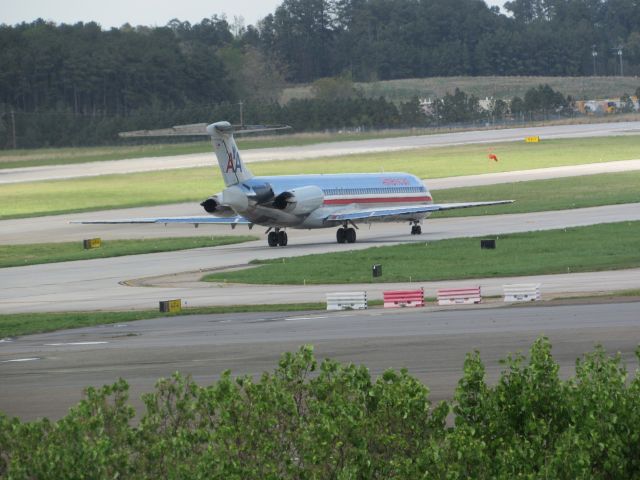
[410,223,422,235]
[336,226,356,244]
[267,228,288,247]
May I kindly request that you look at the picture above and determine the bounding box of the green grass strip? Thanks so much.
[1,300,387,338]
[0,130,427,170]
[249,135,640,180]
[0,142,212,170]
[1,135,638,219]
[0,236,258,269]
[0,303,326,338]
[203,221,640,285]
[552,289,640,301]
[432,170,640,218]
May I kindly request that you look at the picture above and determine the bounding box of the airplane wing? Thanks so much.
[71,216,251,226]
[325,200,514,222]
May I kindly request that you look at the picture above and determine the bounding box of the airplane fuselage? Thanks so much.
[222,172,433,228]
[76,121,512,247]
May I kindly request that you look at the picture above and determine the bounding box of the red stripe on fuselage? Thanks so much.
[324,196,432,205]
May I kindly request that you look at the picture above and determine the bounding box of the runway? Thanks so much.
[1,301,639,420]
[2,203,640,313]
[2,121,639,184]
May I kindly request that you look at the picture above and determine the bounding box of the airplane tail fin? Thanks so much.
[206,121,253,187]
[119,120,289,188]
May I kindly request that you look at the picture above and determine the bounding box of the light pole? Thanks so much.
[617,47,623,77]
[10,109,16,149]
[591,45,597,76]
[612,46,624,76]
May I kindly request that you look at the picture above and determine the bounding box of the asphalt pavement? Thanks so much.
[1,301,638,420]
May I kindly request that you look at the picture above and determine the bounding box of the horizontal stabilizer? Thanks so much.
[71,216,251,225]
[119,124,290,138]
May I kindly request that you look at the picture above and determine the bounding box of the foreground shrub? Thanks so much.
[1,339,640,478]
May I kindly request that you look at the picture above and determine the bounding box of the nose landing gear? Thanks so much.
[410,223,422,235]
[267,228,288,247]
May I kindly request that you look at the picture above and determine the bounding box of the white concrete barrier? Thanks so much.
[503,283,541,302]
[326,292,367,311]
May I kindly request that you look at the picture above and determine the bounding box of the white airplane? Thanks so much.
[76,121,513,246]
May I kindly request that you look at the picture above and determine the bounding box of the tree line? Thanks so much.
[1,0,639,148]
[2,83,585,148]
[1,338,640,478]
[258,0,640,82]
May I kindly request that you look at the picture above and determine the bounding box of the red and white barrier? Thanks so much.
[383,288,425,308]
[437,287,481,305]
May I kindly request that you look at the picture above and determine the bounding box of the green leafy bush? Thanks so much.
[2,338,640,478]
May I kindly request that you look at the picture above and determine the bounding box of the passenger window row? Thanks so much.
[324,186,426,195]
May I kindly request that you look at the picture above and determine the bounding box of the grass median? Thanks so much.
[430,170,640,217]
[203,221,640,285]
[0,304,329,338]
[0,235,258,268]
[2,136,638,219]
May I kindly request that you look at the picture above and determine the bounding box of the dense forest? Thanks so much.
[1,0,639,147]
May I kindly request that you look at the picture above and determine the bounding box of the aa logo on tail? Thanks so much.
[225,146,243,173]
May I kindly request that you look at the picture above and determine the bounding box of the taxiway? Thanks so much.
[2,203,640,314]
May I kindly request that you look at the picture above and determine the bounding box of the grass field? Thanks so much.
[203,222,640,285]
[2,116,639,170]
[0,129,436,170]
[2,136,638,219]
[430,170,640,217]
[0,142,211,170]
[282,76,640,103]
[0,236,258,268]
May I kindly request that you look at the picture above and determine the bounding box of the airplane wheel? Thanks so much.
[336,228,347,244]
[268,231,278,247]
[277,230,288,246]
[416,225,422,235]
[410,225,417,235]
[346,227,356,243]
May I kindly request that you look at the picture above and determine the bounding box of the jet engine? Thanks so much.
[273,185,324,215]
[200,195,236,217]
[248,182,275,204]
